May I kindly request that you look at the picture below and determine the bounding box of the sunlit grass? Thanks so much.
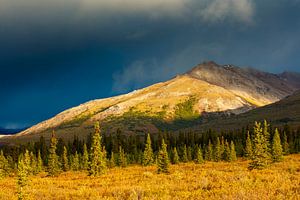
[1,154,299,199]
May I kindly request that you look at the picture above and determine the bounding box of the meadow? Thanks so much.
[0,154,299,200]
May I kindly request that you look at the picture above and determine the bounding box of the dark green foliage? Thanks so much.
[249,122,271,170]
[205,140,213,161]
[223,140,230,161]
[214,137,221,162]
[229,141,237,162]
[48,132,60,176]
[282,132,289,155]
[89,122,107,176]
[272,129,283,162]
[71,151,80,171]
[37,150,43,173]
[143,134,154,166]
[0,150,10,178]
[172,147,180,164]
[157,139,170,174]
[82,144,89,170]
[245,132,253,159]
[195,146,204,164]
[118,146,127,167]
[174,97,199,120]
[17,155,29,200]
[182,145,188,163]
[109,152,116,168]
[62,146,69,171]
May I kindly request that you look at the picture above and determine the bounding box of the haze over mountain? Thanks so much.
[1,61,300,143]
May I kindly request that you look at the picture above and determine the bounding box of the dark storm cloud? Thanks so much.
[0,0,299,128]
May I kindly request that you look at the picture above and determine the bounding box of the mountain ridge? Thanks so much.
[2,61,300,143]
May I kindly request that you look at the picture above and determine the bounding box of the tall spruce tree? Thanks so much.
[223,140,230,161]
[245,132,253,159]
[205,140,213,161]
[172,147,180,164]
[118,146,127,168]
[71,151,80,171]
[229,141,237,162]
[214,137,221,162]
[30,152,37,175]
[0,151,9,178]
[17,155,29,200]
[282,132,289,155]
[89,122,107,176]
[62,146,69,171]
[263,120,271,153]
[143,134,154,166]
[37,150,43,173]
[157,139,170,174]
[195,145,204,164]
[82,144,89,170]
[249,122,271,170]
[48,131,60,176]
[272,129,283,162]
[182,145,188,163]
[109,152,116,168]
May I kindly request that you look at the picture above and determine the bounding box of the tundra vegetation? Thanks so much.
[0,121,299,199]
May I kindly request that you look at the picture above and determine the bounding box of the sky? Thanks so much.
[0,0,300,129]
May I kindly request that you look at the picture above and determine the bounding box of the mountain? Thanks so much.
[1,61,300,143]
[186,90,300,132]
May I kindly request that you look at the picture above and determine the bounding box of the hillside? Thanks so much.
[1,61,300,142]
[187,90,300,132]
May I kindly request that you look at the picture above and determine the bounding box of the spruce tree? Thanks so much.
[263,120,271,153]
[89,122,107,176]
[82,144,89,170]
[195,145,204,164]
[24,150,32,175]
[205,140,213,161]
[249,122,271,170]
[62,146,69,171]
[182,145,188,163]
[48,131,60,176]
[223,140,230,161]
[272,129,283,162]
[220,136,225,159]
[172,147,180,164]
[157,139,170,174]
[30,151,37,175]
[143,133,154,166]
[0,151,9,178]
[282,132,289,155]
[214,137,221,162]
[17,156,28,200]
[229,141,237,162]
[71,151,80,171]
[245,132,253,159]
[37,150,43,173]
[187,146,193,161]
[109,152,116,168]
[118,146,127,168]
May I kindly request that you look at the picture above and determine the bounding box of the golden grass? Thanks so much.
[1,155,300,200]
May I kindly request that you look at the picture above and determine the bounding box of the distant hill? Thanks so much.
[1,61,300,143]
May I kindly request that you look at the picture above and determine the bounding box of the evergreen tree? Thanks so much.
[263,120,271,152]
[229,141,237,162]
[249,122,271,170]
[282,132,289,155]
[37,150,43,173]
[271,129,283,162]
[195,145,204,164]
[214,137,221,162]
[245,132,253,159]
[62,146,69,172]
[71,151,80,171]
[30,151,37,175]
[118,146,127,167]
[89,122,107,176]
[109,152,116,168]
[220,136,225,159]
[0,151,9,178]
[82,144,89,170]
[223,140,230,161]
[182,145,188,163]
[187,146,193,161]
[24,150,32,175]
[205,140,213,161]
[17,156,28,200]
[143,133,154,166]
[157,139,170,174]
[48,131,60,176]
[172,147,180,164]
